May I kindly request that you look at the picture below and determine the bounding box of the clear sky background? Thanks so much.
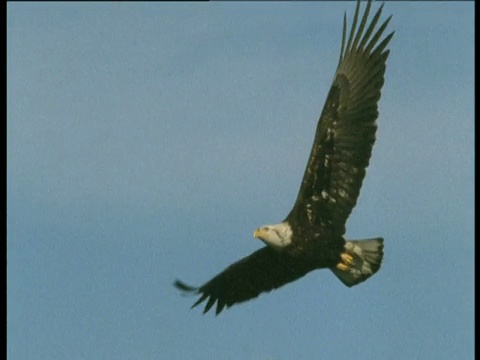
[8,2,474,360]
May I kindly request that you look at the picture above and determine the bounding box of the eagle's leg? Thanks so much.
[336,253,354,271]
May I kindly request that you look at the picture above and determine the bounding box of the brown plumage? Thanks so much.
[175,0,393,315]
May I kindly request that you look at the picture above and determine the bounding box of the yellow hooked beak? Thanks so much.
[253,229,261,238]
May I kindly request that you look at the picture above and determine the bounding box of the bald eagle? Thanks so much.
[174,0,394,315]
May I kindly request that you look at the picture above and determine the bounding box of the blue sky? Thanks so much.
[8,2,474,359]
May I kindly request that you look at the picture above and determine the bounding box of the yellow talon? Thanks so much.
[336,253,354,271]
[341,253,354,266]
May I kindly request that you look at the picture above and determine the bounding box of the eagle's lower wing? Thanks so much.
[174,247,313,315]
[285,0,394,236]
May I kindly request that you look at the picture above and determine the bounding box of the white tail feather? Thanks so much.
[331,238,384,287]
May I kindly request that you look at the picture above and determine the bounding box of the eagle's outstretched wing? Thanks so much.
[174,246,314,315]
[285,0,394,236]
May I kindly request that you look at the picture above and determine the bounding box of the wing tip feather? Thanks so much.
[173,279,198,292]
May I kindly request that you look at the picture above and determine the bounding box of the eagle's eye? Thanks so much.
[262,226,269,232]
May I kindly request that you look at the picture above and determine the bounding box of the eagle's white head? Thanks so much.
[253,222,293,249]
